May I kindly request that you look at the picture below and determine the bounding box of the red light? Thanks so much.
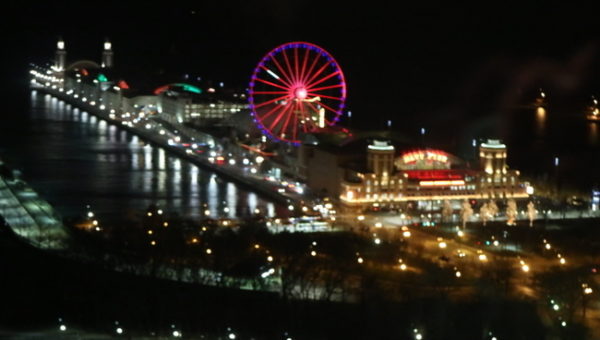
[118,80,130,90]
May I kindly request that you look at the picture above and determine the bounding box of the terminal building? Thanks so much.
[302,137,529,211]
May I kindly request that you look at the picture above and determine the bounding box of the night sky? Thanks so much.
[7,2,600,133]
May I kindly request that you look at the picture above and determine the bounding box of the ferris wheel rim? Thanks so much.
[248,41,347,145]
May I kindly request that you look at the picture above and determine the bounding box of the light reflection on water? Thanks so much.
[0,92,281,222]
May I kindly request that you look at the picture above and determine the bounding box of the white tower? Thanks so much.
[101,39,114,68]
[367,140,395,177]
[55,38,66,71]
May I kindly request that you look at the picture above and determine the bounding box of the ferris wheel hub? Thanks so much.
[294,87,308,100]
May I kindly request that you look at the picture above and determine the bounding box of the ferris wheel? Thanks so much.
[248,42,347,145]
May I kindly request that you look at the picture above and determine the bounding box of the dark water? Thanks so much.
[423,102,600,194]
[0,91,281,222]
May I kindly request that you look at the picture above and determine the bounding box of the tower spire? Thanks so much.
[54,36,66,71]
[101,37,113,68]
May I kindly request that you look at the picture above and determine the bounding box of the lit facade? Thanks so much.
[337,139,528,210]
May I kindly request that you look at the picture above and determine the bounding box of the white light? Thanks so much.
[478,254,487,261]
[173,330,181,337]
[229,333,236,340]
[455,271,461,278]
[60,325,67,331]
[374,238,381,245]
[116,327,123,334]
[438,242,447,249]
[256,156,264,164]
[357,257,364,264]
[522,264,530,272]
[104,41,112,50]
[526,185,534,195]
[229,159,236,165]
[400,263,407,270]
[266,68,280,79]
[553,304,559,311]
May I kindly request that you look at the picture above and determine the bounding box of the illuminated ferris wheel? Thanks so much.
[248,42,347,145]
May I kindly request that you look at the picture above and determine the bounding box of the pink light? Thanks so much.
[295,87,307,100]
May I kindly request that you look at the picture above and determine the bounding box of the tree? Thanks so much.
[460,200,473,229]
[441,200,453,223]
[506,199,517,226]
[479,202,491,226]
[527,201,537,227]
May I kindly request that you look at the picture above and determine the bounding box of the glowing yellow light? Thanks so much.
[206,248,212,255]
[420,180,465,187]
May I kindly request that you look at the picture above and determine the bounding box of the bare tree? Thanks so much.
[506,199,517,226]
[460,200,473,229]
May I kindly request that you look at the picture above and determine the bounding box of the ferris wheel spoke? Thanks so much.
[254,77,290,91]
[269,102,293,134]
[278,102,295,139]
[301,51,321,85]
[259,65,292,88]
[292,102,299,140]
[305,84,344,92]
[281,49,298,84]
[269,55,295,87]
[304,60,332,89]
[299,47,310,85]
[306,70,341,90]
[259,103,287,121]
[307,93,343,101]
[253,94,290,109]
[293,47,300,86]
[252,91,290,95]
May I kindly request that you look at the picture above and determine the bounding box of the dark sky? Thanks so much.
[7,1,600,133]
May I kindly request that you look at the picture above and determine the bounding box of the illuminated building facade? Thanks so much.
[334,139,528,210]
